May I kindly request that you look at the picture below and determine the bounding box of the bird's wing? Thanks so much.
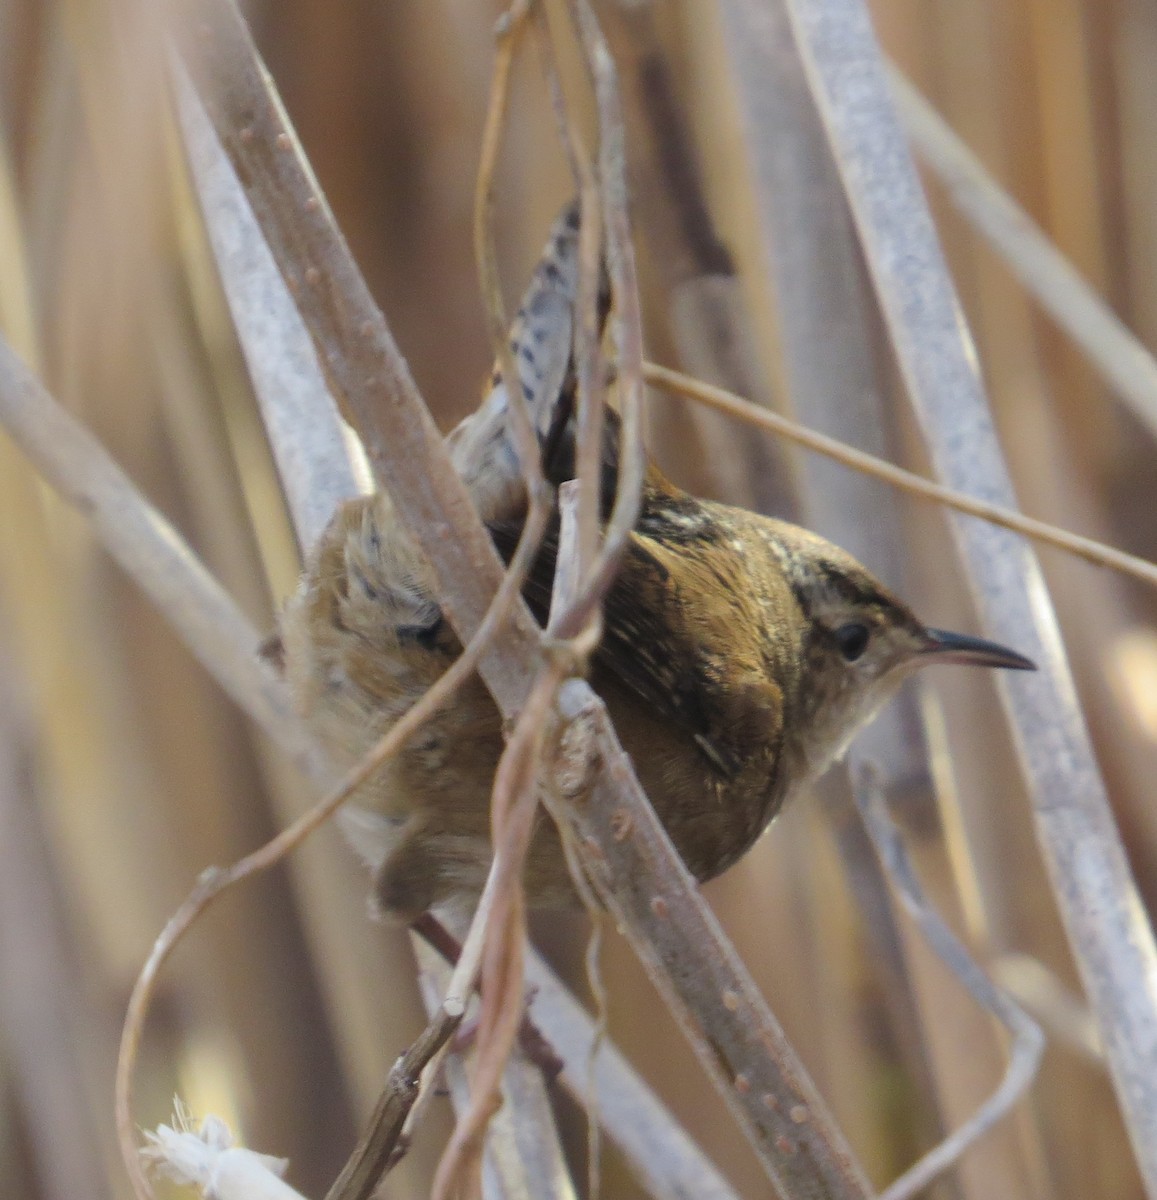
[487,518,752,779]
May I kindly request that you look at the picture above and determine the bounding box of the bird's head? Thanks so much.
[757,520,1035,784]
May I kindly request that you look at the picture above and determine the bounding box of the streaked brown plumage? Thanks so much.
[279,204,1033,922]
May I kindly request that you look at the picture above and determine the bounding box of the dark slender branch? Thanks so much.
[411,913,564,1080]
[323,1007,464,1200]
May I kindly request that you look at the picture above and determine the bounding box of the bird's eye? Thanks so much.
[835,622,870,662]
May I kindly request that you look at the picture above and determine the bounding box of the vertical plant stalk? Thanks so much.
[686,0,954,1171]
[556,0,648,632]
[780,0,1157,1192]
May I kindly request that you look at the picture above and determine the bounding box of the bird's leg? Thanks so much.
[410,911,564,1080]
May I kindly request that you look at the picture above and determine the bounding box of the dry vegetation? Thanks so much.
[0,1,1155,1199]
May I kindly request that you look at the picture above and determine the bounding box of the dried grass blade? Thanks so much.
[854,764,1044,1200]
[173,64,370,550]
[646,363,1157,591]
[889,66,1157,446]
[523,953,740,1200]
[714,0,959,1156]
[0,333,318,778]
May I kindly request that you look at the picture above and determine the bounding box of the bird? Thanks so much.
[277,202,1034,924]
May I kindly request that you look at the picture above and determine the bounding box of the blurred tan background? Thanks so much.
[0,1,1154,1198]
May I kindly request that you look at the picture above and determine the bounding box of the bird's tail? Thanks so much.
[448,199,608,524]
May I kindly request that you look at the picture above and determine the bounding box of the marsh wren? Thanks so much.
[279,204,1034,922]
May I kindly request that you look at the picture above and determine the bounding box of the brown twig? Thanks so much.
[547,484,608,1200]
[553,0,647,638]
[322,1003,465,1200]
[330,865,531,1200]
[410,914,564,1079]
[645,361,1157,591]
[473,0,546,504]
[532,15,607,583]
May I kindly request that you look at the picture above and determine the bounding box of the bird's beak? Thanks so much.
[919,627,1036,671]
